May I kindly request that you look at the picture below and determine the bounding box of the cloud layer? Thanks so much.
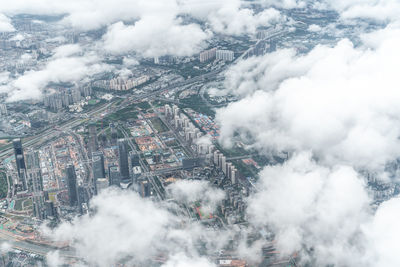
[3,45,111,102]
[217,25,400,172]
[44,185,232,266]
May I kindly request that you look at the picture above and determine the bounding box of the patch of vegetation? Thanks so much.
[150,118,168,133]
[103,104,138,124]
[213,142,248,158]
[136,101,151,110]
[0,171,8,199]
[180,95,215,117]
[233,160,258,179]
[14,199,24,211]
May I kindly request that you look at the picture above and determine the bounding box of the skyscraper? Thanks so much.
[13,138,25,178]
[108,165,120,186]
[96,178,109,194]
[139,178,151,198]
[118,139,130,184]
[66,165,78,207]
[92,152,106,179]
[92,151,106,195]
[129,151,140,168]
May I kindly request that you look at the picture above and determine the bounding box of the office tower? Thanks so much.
[139,179,151,198]
[108,165,120,186]
[13,138,25,178]
[92,151,106,194]
[92,152,106,180]
[96,178,109,194]
[129,151,140,168]
[131,166,142,184]
[110,123,118,145]
[77,186,87,214]
[66,165,78,207]
[216,50,234,61]
[45,200,55,218]
[33,196,45,220]
[118,139,130,183]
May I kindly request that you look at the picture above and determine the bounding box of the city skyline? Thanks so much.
[0,0,399,267]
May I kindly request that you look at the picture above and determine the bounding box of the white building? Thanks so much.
[199,48,217,63]
[216,50,234,61]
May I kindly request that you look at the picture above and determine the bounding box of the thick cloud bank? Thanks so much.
[44,186,231,266]
[248,152,371,266]
[218,25,400,171]
[0,14,14,32]
[3,45,111,102]
[246,153,400,266]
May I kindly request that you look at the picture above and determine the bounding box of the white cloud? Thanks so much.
[318,0,400,23]
[0,0,286,57]
[257,0,307,9]
[0,0,180,30]
[122,57,139,67]
[102,18,210,57]
[52,44,82,58]
[217,26,400,171]
[46,251,65,267]
[247,152,371,265]
[161,253,216,267]
[168,179,225,212]
[43,187,233,266]
[5,45,112,102]
[308,24,322,32]
[0,13,14,32]
[363,197,400,267]
[180,0,283,36]
[0,242,12,254]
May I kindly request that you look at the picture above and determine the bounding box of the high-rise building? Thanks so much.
[139,178,151,198]
[92,152,105,179]
[33,196,45,220]
[231,167,238,185]
[96,178,109,194]
[110,123,118,145]
[108,165,120,186]
[13,138,25,178]
[129,151,140,168]
[118,139,130,184]
[0,104,7,116]
[66,165,78,207]
[45,200,55,218]
[216,50,234,61]
[92,151,106,195]
[131,166,142,184]
[199,48,217,63]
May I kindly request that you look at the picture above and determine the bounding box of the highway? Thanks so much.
[0,61,229,257]
[0,67,224,162]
